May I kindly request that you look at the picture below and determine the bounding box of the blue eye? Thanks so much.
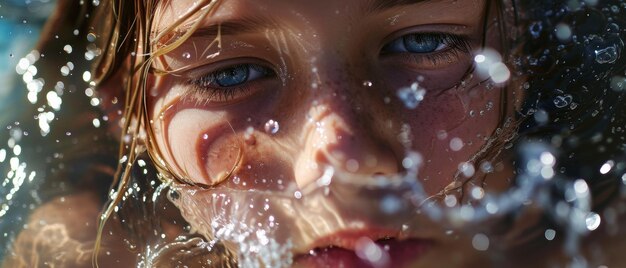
[215,65,249,87]
[214,64,269,87]
[403,35,444,53]
[193,64,271,88]
[382,33,451,54]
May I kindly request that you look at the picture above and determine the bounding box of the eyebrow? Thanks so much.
[188,16,272,39]
[365,0,433,13]
[184,0,434,39]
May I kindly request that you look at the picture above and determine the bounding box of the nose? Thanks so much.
[293,72,401,188]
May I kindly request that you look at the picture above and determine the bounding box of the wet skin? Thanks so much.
[148,0,514,266]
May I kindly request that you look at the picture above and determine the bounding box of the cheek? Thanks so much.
[158,108,242,186]
[407,86,502,194]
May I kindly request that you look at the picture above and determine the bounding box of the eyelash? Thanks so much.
[183,32,471,103]
[184,64,275,103]
[381,32,471,66]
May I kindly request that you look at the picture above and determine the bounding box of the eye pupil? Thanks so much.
[403,35,440,53]
[216,65,249,87]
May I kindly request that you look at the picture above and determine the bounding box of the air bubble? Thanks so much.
[182,52,191,59]
[553,94,572,108]
[595,45,618,64]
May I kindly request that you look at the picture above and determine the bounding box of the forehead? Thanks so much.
[153,0,484,32]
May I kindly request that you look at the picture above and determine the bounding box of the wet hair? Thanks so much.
[2,0,623,265]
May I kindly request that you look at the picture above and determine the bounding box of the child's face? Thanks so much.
[148,0,513,266]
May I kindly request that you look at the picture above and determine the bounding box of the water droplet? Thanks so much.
[355,237,389,266]
[346,159,359,172]
[380,195,402,214]
[63,44,72,54]
[534,109,549,124]
[555,23,572,42]
[480,161,494,173]
[600,160,614,174]
[585,212,601,231]
[458,162,475,177]
[595,45,618,64]
[436,130,448,140]
[472,233,489,251]
[92,0,100,6]
[396,82,426,109]
[470,187,484,200]
[544,229,556,240]
[485,101,494,111]
[60,66,70,76]
[610,76,626,91]
[87,33,97,42]
[553,94,572,108]
[444,195,457,207]
[529,21,543,38]
[82,71,91,82]
[488,62,510,83]
[264,119,280,134]
[450,137,464,151]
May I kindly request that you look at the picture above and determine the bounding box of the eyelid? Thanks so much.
[182,57,276,80]
[379,24,472,52]
[180,58,277,104]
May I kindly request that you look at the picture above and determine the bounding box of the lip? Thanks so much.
[293,229,434,268]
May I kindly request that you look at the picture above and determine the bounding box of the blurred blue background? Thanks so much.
[0,0,56,261]
[1,0,56,123]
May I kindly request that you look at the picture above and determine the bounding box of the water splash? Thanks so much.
[396,82,426,109]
